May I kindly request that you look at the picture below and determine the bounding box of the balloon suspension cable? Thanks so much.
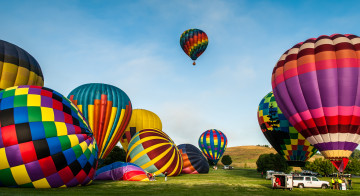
[193,61,196,66]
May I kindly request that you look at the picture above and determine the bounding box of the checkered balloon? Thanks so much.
[0,86,98,188]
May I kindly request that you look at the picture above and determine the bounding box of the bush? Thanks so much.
[302,158,334,176]
[98,146,126,168]
[256,153,292,173]
[221,155,233,165]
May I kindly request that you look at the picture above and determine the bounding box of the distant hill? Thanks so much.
[220,145,323,169]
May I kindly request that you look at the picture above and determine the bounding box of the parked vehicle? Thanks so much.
[271,174,293,190]
[301,170,319,176]
[293,176,329,189]
[266,170,284,180]
[223,165,233,170]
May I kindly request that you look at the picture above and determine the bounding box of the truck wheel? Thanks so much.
[321,184,328,189]
[298,184,304,189]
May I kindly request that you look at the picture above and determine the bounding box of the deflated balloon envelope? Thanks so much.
[178,144,209,174]
[257,91,317,167]
[0,40,44,90]
[95,161,149,181]
[271,34,360,172]
[0,86,98,188]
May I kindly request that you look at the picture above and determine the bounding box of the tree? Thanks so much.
[98,146,126,168]
[344,157,360,175]
[302,158,334,176]
[351,149,360,159]
[221,155,232,165]
[256,153,292,173]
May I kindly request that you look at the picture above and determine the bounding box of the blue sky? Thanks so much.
[1,0,360,147]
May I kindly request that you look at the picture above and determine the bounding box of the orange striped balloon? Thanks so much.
[126,129,182,176]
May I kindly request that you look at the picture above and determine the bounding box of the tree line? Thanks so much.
[256,149,360,176]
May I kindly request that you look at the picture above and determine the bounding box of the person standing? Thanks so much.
[164,172,168,182]
[339,177,343,190]
[331,178,335,189]
[348,177,352,190]
[261,171,264,178]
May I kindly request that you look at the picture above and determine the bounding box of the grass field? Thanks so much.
[0,169,359,196]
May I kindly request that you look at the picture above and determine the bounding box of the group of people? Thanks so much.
[146,173,156,181]
[331,177,352,190]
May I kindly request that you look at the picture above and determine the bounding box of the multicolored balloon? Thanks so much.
[257,92,318,167]
[120,109,162,152]
[180,29,208,66]
[0,40,44,90]
[126,129,183,176]
[0,86,98,188]
[95,162,149,181]
[198,129,227,165]
[68,83,132,159]
[272,34,360,172]
[178,144,209,174]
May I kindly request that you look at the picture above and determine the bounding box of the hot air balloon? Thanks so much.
[95,162,149,181]
[257,92,318,167]
[178,144,209,174]
[198,129,227,165]
[126,129,183,176]
[0,40,44,90]
[0,86,98,188]
[180,29,208,66]
[120,109,162,152]
[272,34,360,172]
[68,83,132,159]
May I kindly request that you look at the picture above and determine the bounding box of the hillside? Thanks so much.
[221,145,323,169]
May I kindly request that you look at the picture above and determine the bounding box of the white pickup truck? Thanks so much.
[293,176,329,189]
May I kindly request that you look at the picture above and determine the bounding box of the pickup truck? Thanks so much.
[293,176,329,189]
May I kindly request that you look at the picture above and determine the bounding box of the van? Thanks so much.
[293,176,329,189]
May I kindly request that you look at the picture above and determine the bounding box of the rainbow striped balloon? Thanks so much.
[68,83,132,159]
[126,129,182,176]
[180,29,208,65]
[198,129,227,165]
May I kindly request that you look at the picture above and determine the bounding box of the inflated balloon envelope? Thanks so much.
[272,34,360,172]
[180,29,208,66]
[0,86,98,188]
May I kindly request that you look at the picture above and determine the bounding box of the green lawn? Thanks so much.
[0,169,359,195]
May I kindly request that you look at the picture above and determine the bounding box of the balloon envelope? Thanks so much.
[198,129,227,165]
[180,29,208,65]
[95,161,149,181]
[0,86,98,188]
[178,144,209,174]
[126,129,183,176]
[68,83,132,159]
[272,34,360,172]
[120,109,162,152]
[0,40,44,90]
[257,92,317,167]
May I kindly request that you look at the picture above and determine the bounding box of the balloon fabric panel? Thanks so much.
[198,129,227,165]
[257,92,317,166]
[68,83,132,159]
[120,109,162,152]
[178,144,209,174]
[0,40,44,90]
[0,86,98,188]
[126,129,182,176]
[271,34,360,164]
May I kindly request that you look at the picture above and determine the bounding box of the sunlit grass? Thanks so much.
[0,169,359,195]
